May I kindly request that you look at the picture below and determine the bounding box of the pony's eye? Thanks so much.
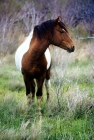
[60,29,66,33]
[62,29,66,32]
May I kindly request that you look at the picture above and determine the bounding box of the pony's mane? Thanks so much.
[33,19,54,39]
[33,19,68,39]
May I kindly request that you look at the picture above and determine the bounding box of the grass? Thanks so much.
[0,51,94,139]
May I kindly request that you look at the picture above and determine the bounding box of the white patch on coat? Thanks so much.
[15,30,51,72]
[45,48,51,69]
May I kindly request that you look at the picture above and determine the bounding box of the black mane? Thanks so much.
[33,19,54,39]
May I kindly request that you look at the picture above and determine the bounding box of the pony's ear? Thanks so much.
[54,16,62,24]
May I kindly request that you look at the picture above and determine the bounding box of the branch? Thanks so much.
[78,36,94,40]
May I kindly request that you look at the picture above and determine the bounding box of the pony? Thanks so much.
[15,16,75,113]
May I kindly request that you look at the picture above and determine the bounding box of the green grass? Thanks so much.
[0,58,94,140]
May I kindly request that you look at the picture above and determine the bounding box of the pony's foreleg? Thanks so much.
[36,77,44,115]
[23,76,35,105]
[30,80,35,102]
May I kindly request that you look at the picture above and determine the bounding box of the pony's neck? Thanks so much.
[28,37,50,60]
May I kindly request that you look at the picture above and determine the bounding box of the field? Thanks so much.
[0,36,94,140]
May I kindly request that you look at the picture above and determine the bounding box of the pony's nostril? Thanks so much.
[72,46,75,51]
[67,46,75,53]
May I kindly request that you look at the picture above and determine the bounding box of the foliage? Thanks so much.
[64,0,94,27]
[0,0,94,54]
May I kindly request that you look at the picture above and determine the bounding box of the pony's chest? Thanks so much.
[22,54,47,75]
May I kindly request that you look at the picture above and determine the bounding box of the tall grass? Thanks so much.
[0,59,94,140]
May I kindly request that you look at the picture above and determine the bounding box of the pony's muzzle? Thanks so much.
[67,46,75,53]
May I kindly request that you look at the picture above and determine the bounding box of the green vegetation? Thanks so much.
[0,55,94,139]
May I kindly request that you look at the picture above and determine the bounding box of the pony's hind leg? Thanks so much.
[45,68,50,101]
[45,79,50,101]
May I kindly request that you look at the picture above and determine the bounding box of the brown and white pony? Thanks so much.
[15,17,75,112]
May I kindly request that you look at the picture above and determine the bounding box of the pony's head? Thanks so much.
[33,16,75,53]
[51,16,75,53]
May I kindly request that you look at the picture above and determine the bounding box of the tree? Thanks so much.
[63,0,94,35]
